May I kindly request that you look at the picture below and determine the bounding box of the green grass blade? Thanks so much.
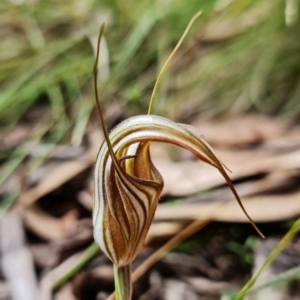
[234,218,300,300]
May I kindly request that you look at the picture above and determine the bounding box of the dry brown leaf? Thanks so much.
[29,244,60,268]
[198,169,297,205]
[60,209,80,237]
[23,205,93,248]
[232,170,297,196]
[0,281,11,299]
[16,129,103,210]
[184,276,238,295]
[77,190,93,211]
[146,222,184,243]
[22,205,67,241]
[28,144,86,160]
[0,124,32,149]
[154,148,300,196]
[163,279,198,300]
[0,213,39,300]
[262,127,300,152]
[18,157,94,209]
[155,192,300,223]
[54,283,76,300]
[190,115,287,148]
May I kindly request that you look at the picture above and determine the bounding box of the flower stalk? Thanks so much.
[113,264,132,300]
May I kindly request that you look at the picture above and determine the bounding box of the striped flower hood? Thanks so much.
[93,114,263,266]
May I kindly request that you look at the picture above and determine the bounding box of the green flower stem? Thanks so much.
[113,264,132,300]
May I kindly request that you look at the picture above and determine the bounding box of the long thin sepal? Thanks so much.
[93,23,123,175]
[148,11,202,115]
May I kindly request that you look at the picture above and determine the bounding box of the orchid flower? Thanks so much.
[93,14,263,300]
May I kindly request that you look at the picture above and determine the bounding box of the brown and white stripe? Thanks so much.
[93,115,263,267]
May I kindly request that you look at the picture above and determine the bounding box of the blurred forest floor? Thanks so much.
[0,0,300,299]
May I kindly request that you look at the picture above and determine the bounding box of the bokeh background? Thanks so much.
[1,0,300,299]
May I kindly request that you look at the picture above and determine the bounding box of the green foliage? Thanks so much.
[227,237,255,265]
[0,193,17,220]
[1,0,299,132]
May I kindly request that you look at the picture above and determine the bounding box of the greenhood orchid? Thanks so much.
[93,15,263,300]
